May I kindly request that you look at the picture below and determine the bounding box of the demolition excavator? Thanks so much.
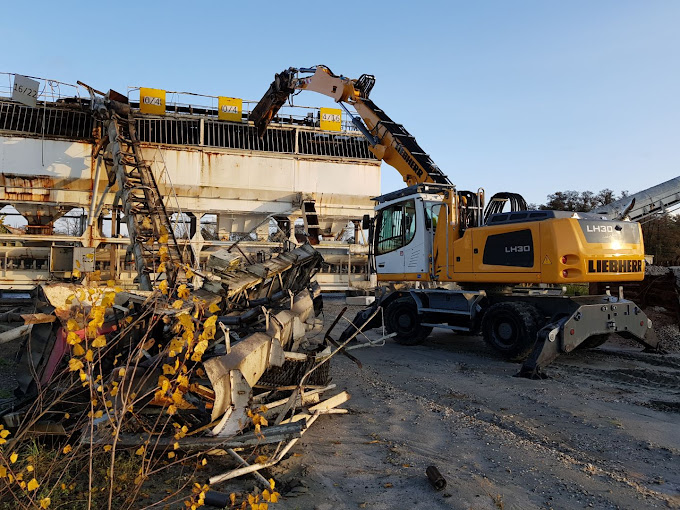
[250,66,661,376]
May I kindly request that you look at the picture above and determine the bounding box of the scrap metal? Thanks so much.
[1,241,355,490]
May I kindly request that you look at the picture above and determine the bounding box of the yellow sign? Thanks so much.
[139,87,166,115]
[320,107,342,131]
[218,97,242,122]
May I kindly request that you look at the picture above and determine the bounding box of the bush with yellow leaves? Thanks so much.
[0,276,281,510]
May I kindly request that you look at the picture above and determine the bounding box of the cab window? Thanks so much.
[425,202,442,231]
[376,199,417,255]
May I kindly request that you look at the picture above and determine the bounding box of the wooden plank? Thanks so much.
[308,391,351,413]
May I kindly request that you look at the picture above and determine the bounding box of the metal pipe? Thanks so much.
[87,156,103,227]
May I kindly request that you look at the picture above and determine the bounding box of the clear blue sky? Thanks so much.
[3,0,678,206]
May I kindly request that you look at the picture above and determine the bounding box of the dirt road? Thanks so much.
[0,295,677,509]
[268,296,680,510]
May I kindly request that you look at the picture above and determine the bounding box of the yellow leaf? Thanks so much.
[262,489,271,501]
[27,478,39,491]
[107,279,116,287]
[174,442,180,450]
[135,446,145,456]
[162,364,176,375]
[104,445,112,452]
[101,292,116,308]
[72,269,81,279]
[172,300,184,309]
[72,343,85,356]
[141,217,152,229]
[64,413,70,419]
[62,445,72,454]
[158,262,167,273]
[159,234,169,244]
[230,493,236,505]
[85,349,94,362]
[26,465,33,472]
[270,492,279,503]
[66,332,81,345]
[269,478,275,490]
[159,245,170,262]
[69,358,84,372]
[0,429,9,439]
[201,458,207,466]
[185,267,195,279]
[94,410,103,419]
[79,370,87,382]
[168,452,175,459]
[158,280,169,295]
[177,284,190,299]
[118,368,126,378]
[67,319,79,332]
[176,374,189,389]
[40,497,51,509]
[92,335,107,348]
[208,302,220,314]
[0,465,8,478]
[167,405,177,415]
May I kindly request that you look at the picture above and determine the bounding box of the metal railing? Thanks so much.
[127,87,363,133]
[0,72,376,160]
[0,101,93,140]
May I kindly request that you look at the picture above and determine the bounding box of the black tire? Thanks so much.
[577,334,609,350]
[482,302,539,361]
[385,297,433,346]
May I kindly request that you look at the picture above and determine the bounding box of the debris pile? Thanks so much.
[0,244,353,507]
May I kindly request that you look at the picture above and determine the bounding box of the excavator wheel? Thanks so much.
[482,302,540,361]
[386,297,433,346]
[576,334,609,350]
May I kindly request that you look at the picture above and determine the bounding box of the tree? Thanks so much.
[540,189,629,212]
[641,214,680,265]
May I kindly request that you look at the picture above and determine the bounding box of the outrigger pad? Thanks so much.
[517,319,568,379]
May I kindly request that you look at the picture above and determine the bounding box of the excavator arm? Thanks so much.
[250,66,451,187]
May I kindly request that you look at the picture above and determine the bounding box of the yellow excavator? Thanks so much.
[251,65,660,377]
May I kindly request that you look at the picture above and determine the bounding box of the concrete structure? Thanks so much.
[0,75,380,290]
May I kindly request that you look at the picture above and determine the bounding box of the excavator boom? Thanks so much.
[250,66,451,187]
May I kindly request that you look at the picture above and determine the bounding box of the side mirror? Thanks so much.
[362,214,370,230]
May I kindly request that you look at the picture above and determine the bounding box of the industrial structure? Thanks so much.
[0,73,380,290]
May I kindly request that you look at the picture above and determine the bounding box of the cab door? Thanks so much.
[374,199,418,277]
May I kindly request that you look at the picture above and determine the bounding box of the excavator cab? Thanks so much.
[371,184,454,281]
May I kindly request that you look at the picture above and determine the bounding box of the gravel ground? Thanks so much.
[0,295,678,509]
[259,295,680,510]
